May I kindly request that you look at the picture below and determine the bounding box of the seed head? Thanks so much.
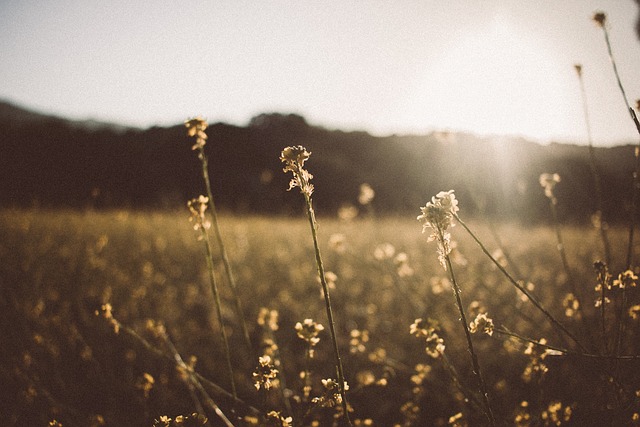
[185,116,208,150]
[417,190,459,269]
[280,145,314,196]
[593,11,606,28]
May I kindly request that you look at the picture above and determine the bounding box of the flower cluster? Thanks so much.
[349,329,370,354]
[94,303,120,334]
[252,355,279,391]
[295,318,324,346]
[613,270,638,289]
[280,146,314,196]
[410,318,445,358]
[541,401,573,426]
[265,411,293,427]
[153,413,208,427]
[469,312,494,336]
[417,190,459,270]
[562,293,580,318]
[135,372,155,399]
[539,173,561,200]
[522,339,550,382]
[295,318,324,358]
[311,378,349,408]
[187,196,211,232]
[358,183,375,205]
[184,116,208,151]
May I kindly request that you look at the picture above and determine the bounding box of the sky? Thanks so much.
[1,1,640,146]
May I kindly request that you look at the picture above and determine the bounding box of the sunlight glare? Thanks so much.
[414,14,575,142]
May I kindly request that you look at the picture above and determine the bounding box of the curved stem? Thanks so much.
[199,148,252,352]
[438,227,496,426]
[201,226,237,400]
[455,215,587,353]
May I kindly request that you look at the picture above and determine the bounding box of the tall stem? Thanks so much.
[199,148,252,352]
[439,227,495,426]
[576,66,612,266]
[201,225,237,400]
[303,192,352,426]
[598,23,640,268]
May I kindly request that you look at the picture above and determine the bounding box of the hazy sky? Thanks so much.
[1,1,639,146]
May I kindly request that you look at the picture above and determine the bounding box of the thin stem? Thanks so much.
[548,197,582,306]
[198,148,252,352]
[201,225,237,400]
[455,215,588,353]
[438,227,495,426]
[162,330,233,427]
[303,191,352,426]
[576,66,612,266]
[598,23,640,268]
[107,315,261,416]
[494,327,640,360]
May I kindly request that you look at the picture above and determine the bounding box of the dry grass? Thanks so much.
[2,209,639,426]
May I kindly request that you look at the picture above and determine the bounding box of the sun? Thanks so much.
[412,14,576,142]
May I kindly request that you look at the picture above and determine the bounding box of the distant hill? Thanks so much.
[0,101,637,223]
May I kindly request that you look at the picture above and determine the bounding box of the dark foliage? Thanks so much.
[0,101,636,222]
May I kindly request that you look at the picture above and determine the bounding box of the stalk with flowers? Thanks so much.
[417,190,496,426]
[187,195,237,400]
[280,145,352,426]
[185,117,252,352]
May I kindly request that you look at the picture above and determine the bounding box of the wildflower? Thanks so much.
[514,401,531,427]
[394,252,415,277]
[469,312,494,336]
[562,293,580,318]
[95,303,120,334]
[184,116,208,150]
[541,401,572,426]
[187,196,211,232]
[411,318,446,358]
[328,233,347,253]
[374,242,395,260]
[522,339,549,382]
[613,270,638,289]
[358,183,375,205]
[280,145,314,196]
[593,11,606,28]
[338,203,358,220]
[253,355,279,390]
[257,308,279,331]
[295,319,324,357]
[430,276,450,294]
[417,190,459,269]
[312,378,349,407]
[629,304,640,320]
[448,412,467,427]
[411,363,432,385]
[539,173,561,199]
[349,329,369,354]
[135,372,155,398]
[265,411,293,427]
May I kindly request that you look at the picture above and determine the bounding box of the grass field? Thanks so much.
[2,208,639,426]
